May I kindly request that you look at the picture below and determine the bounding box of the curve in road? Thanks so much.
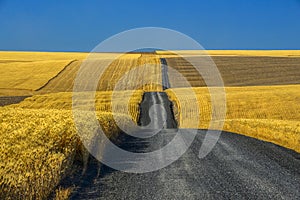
[64,129,300,199]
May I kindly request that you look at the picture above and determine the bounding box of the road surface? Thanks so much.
[161,58,171,90]
[66,129,300,199]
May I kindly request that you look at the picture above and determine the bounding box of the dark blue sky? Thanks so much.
[0,0,300,51]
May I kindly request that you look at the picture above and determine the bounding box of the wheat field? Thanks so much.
[166,85,300,152]
[0,52,157,199]
[0,52,162,95]
[0,60,75,90]
[96,53,162,91]
[0,90,143,199]
[0,52,86,96]
[1,51,300,199]
[0,107,131,199]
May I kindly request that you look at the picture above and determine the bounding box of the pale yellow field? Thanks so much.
[0,52,86,95]
[0,90,143,199]
[0,60,75,90]
[0,51,88,61]
[166,85,300,152]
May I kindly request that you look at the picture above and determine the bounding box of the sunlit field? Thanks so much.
[166,85,300,152]
[0,52,87,96]
[0,51,299,199]
[0,90,143,199]
[0,52,154,199]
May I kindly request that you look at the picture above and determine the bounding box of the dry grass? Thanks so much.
[166,85,300,152]
[53,187,74,200]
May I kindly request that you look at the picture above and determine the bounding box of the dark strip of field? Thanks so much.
[0,96,31,106]
[166,56,300,87]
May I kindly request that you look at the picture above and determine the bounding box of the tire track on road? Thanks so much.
[160,58,171,90]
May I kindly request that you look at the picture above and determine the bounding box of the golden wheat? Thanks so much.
[166,85,300,152]
[0,60,76,90]
[96,53,162,91]
[0,90,144,199]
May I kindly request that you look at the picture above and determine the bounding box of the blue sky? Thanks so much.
[0,0,300,51]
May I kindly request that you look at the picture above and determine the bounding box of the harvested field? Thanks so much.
[165,56,300,87]
[156,50,300,57]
